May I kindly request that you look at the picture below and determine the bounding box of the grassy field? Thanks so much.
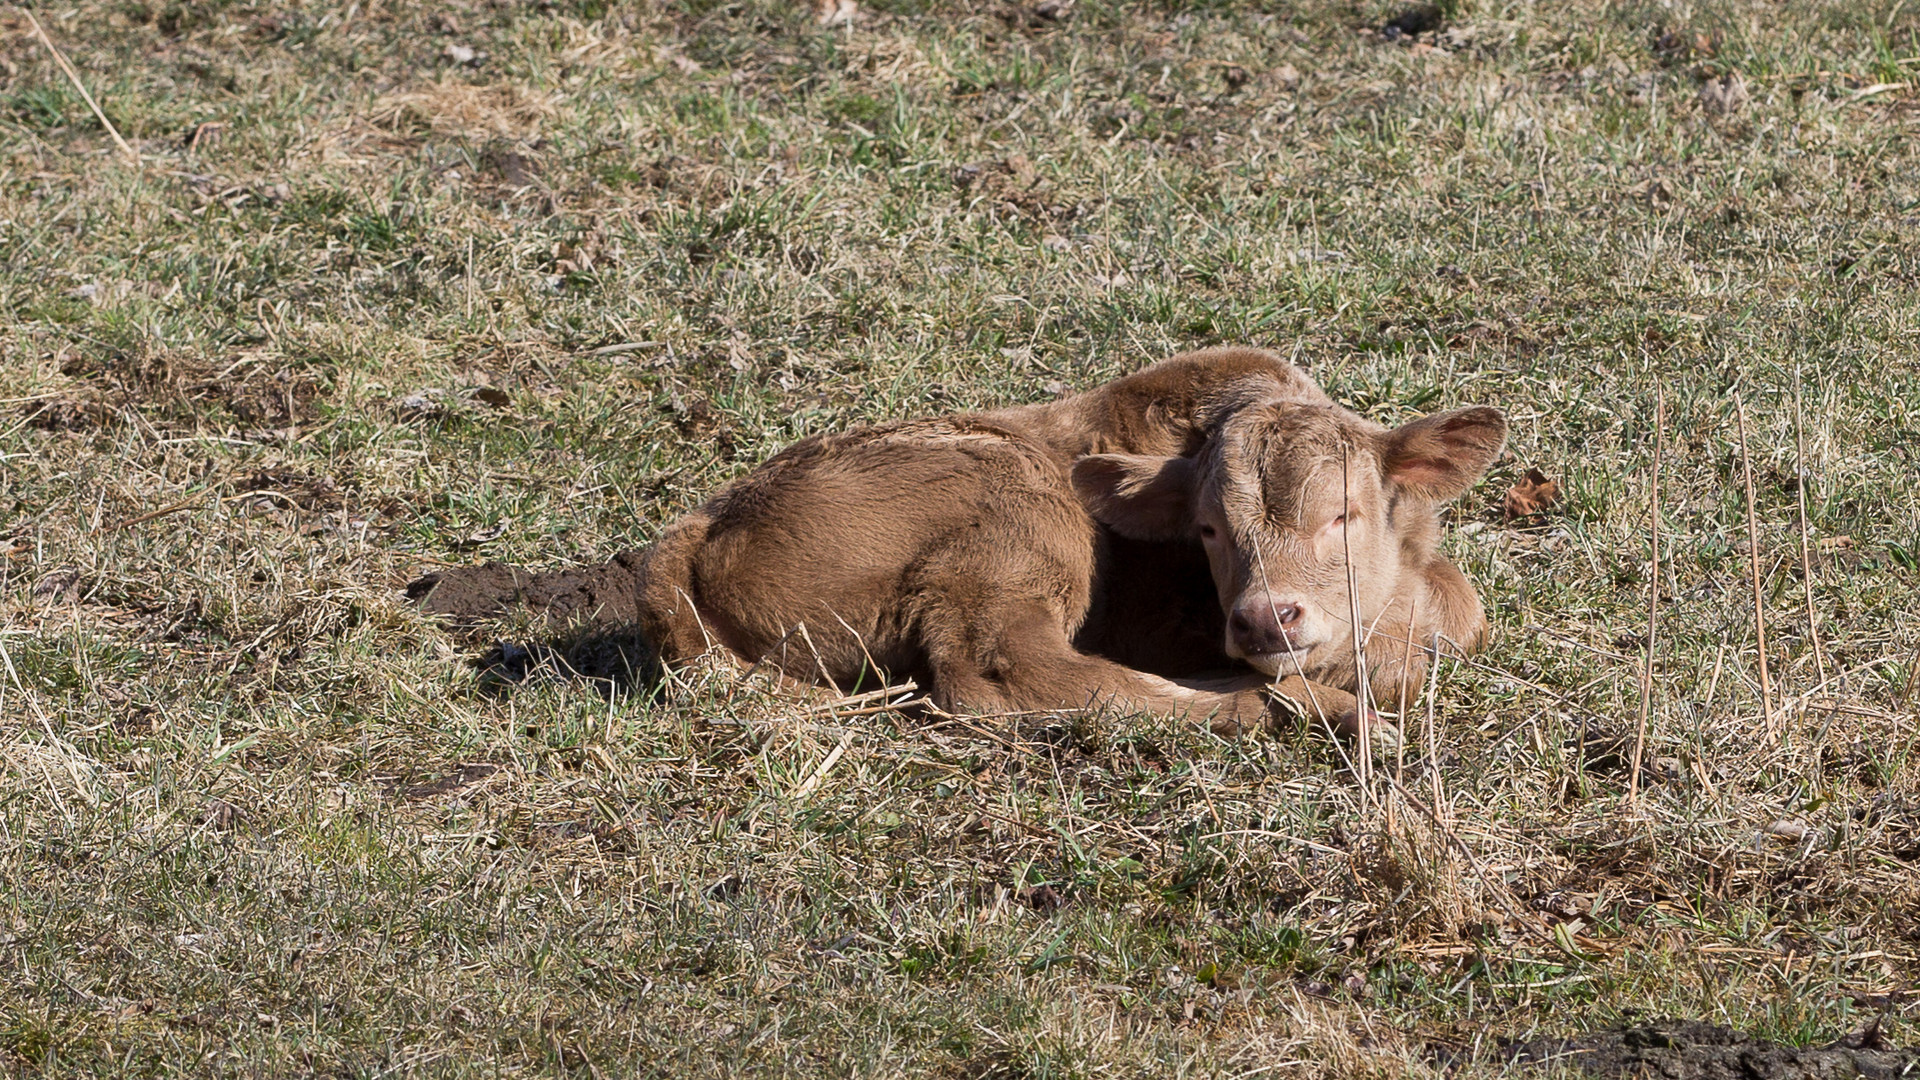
[4,0,1920,1074]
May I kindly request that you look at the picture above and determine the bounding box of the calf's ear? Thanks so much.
[1071,454,1197,541]
[1380,406,1507,502]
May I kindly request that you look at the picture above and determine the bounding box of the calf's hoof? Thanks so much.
[1261,678,1403,754]
[1343,710,1404,755]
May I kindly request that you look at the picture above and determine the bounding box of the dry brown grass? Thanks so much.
[1,0,1918,1074]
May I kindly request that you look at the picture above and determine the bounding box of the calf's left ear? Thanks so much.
[1379,406,1507,502]
[1071,453,1197,541]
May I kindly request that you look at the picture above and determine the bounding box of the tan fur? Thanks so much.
[638,347,1501,736]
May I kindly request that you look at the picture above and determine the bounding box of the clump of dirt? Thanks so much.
[24,396,113,433]
[29,347,322,432]
[404,549,649,630]
[950,153,1083,227]
[234,469,346,511]
[219,370,320,427]
[1500,1019,1919,1078]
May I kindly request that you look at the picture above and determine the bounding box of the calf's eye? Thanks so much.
[1199,524,1218,540]
[1330,515,1347,528]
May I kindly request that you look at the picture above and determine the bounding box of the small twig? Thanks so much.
[1701,641,1726,719]
[1791,368,1829,690]
[106,494,205,531]
[793,699,920,721]
[1424,634,1444,812]
[1340,446,1373,798]
[1393,606,1416,836]
[1629,387,1664,805]
[22,9,139,165]
[588,341,661,356]
[797,681,921,717]
[1734,391,1776,738]
[792,621,844,696]
[920,713,1036,754]
[1899,642,1920,711]
[1697,640,1727,805]
[221,488,301,508]
[789,730,853,799]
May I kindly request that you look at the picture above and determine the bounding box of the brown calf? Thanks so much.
[638,348,1503,736]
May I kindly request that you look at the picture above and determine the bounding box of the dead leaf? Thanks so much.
[1504,468,1561,519]
[464,521,511,546]
[469,386,511,410]
[32,569,81,605]
[656,47,701,75]
[1699,71,1748,116]
[1021,883,1066,913]
[398,388,449,420]
[481,145,540,189]
[185,121,225,152]
[1629,177,1673,205]
[200,799,245,831]
[1817,535,1855,552]
[1765,818,1811,841]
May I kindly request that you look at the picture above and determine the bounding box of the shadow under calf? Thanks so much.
[404,532,1241,702]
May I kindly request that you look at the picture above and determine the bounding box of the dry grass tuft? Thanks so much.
[1352,812,1479,943]
[371,80,562,142]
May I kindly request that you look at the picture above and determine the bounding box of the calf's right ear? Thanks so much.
[1071,454,1197,541]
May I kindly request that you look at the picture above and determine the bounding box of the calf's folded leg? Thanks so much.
[922,597,1371,739]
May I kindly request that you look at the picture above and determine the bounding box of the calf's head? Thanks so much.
[1073,400,1505,680]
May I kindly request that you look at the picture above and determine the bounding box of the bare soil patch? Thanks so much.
[1500,1020,1920,1079]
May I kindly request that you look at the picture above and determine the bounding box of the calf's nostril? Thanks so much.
[1229,605,1288,653]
